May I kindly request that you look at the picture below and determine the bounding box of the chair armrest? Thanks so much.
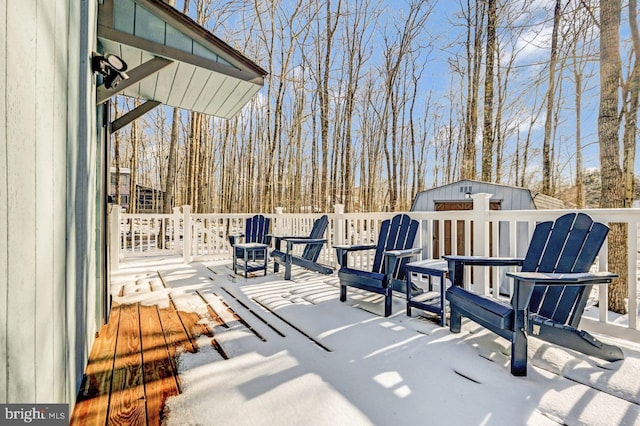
[383,248,423,286]
[443,255,524,267]
[284,238,326,254]
[444,255,524,287]
[228,233,245,246]
[334,244,378,267]
[333,244,377,252]
[383,247,423,259]
[270,234,300,241]
[283,237,326,245]
[270,234,300,250]
[506,271,619,286]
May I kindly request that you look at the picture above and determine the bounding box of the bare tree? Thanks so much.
[623,0,639,208]
[460,0,485,180]
[480,0,497,182]
[598,0,628,314]
[541,0,563,195]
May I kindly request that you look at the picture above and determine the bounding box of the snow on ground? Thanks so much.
[111,256,640,426]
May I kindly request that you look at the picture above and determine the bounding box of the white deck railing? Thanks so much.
[108,193,640,342]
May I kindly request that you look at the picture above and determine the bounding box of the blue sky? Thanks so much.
[175,0,639,180]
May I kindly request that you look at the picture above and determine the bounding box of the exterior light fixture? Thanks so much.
[92,52,129,89]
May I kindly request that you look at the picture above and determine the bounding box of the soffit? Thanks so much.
[97,0,266,118]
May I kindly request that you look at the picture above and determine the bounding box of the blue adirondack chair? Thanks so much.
[228,214,271,252]
[445,212,623,376]
[335,214,422,317]
[271,214,333,280]
[228,215,271,275]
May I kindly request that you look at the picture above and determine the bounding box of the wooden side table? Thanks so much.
[405,259,449,326]
[233,243,268,278]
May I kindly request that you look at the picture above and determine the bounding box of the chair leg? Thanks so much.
[340,285,347,302]
[384,289,392,317]
[511,330,528,376]
[284,256,292,280]
[449,308,462,333]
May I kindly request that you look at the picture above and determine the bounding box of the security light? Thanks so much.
[92,52,129,90]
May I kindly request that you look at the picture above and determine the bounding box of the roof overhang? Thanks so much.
[97,0,266,119]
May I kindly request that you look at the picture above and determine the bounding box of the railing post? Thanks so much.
[183,205,192,263]
[471,193,492,294]
[109,204,121,271]
[333,204,345,246]
[173,206,181,255]
[333,204,345,267]
[275,207,284,235]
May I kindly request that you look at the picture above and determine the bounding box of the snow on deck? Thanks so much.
[110,255,640,426]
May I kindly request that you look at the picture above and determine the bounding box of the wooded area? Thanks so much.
[112,0,638,215]
[111,0,639,311]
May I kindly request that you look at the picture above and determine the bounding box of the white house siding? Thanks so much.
[0,0,99,407]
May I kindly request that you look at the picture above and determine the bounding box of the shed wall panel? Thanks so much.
[0,0,7,403]
[1,0,79,405]
[53,0,70,403]
[6,0,38,402]
[35,0,56,402]
[66,0,101,402]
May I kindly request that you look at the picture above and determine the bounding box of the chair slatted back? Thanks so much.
[523,213,609,327]
[301,215,329,262]
[245,215,271,244]
[371,214,419,280]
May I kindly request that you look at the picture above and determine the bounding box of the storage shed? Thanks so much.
[411,179,564,212]
[411,180,564,281]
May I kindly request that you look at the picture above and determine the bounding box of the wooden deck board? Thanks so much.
[72,293,225,426]
[108,303,147,426]
[158,302,196,355]
[70,304,121,426]
[169,297,213,352]
[174,308,213,351]
[139,304,180,425]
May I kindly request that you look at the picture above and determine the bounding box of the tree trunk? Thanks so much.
[623,0,639,208]
[598,0,627,314]
[541,0,562,195]
[575,68,584,208]
[462,0,483,180]
[481,0,496,182]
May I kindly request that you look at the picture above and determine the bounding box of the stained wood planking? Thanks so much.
[71,305,121,426]
[139,305,180,425]
[158,302,196,354]
[71,298,226,426]
[108,303,146,425]
[170,298,213,351]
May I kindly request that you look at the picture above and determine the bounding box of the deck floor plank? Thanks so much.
[70,304,121,426]
[139,304,180,425]
[108,303,147,426]
[158,303,195,356]
[171,300,213,351]
[73,294,218,425]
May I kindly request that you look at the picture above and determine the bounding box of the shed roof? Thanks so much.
[97,0,266,118]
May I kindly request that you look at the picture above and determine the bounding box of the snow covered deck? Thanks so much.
[75,255,640,425]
